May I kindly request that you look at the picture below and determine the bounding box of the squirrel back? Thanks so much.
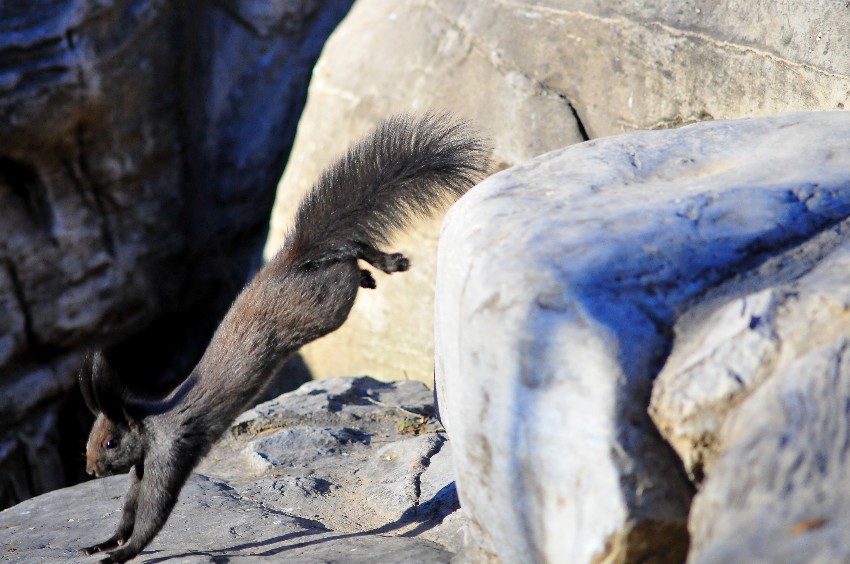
[78,113,490,563]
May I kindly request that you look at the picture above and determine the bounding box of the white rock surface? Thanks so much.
[435,112,850,563]
[651,185,850,560]
[688,335,850,563]
[650,228,850,482]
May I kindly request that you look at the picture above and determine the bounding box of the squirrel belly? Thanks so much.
[78,113,490,563]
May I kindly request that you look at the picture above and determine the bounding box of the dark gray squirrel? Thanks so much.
[77,113,490,563]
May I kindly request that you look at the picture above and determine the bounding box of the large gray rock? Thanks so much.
[435,112,850,563]
[201,376,464,551]
[265,0,850,384]
[0,0,352,508]
[1,475,453,563]
[0,376,459,562]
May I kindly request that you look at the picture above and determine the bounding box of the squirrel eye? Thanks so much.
[105,438,119,449]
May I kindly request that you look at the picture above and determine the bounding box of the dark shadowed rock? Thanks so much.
[0,0,353,509]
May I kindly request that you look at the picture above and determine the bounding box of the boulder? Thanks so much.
[0,376,460,562]
[649,236,850,483]
[687,336,850,563]
[435,112,850,562]
[0,0,353,508]
[202,376,463,550]
[265,0,850,384]
[649,140,850,558]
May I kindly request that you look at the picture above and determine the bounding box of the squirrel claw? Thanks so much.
[82,545,104,556]
[83,536,123,556]
[372,252,409,273]
[97,547,133,564]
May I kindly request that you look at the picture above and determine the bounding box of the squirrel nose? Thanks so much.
[85,463,96,477]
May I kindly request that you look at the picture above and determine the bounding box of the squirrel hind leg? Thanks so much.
[359,269,377,289]
[356,244,410,274]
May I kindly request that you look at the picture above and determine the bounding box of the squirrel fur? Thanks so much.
[77,113,489,563]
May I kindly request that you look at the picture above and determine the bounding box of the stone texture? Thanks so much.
[649,234,850,482]
[434,112,850,563]
[265,0,850,384]
[0,475,453,563]
[687,337,850,563]
[0,377,459,562]
[200,376,463,550]
[648,141,850,560]
[0,0,353,509]
[0,353,83,509]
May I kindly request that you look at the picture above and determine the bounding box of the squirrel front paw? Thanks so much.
[97,546,137,563]
[82,535,125,556]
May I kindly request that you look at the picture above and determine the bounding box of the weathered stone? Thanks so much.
[0,0,353,508]
[649,229,850,482]
[687,332,850,563]
[0,353,84,509]
[230,376,439,438]
[0,409,64,510]
[265,0,850,384]
[649,288,781,481]
[0,474,453,563]
[651,221,850,560]
[200,376,462,550]
[0,376,459,562]
[435,112,850,563]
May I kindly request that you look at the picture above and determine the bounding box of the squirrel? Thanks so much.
[77,113,489,563]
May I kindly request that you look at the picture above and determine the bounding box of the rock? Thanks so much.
[447,0,850,136]
[0,0,353,508]
[265,0,849,384]
[0,475,453,564]
[688,338,850,563]
[230,375,437,436]
[648,235,850,482]
[0,377,459,562]
[434,112,850,563]
[649,158,850,558]
[0,354,84,509]
[0,408,64,510]
[202,376,463,550]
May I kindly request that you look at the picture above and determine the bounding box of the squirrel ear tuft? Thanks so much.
[90,352,131,423]
[78,353,100,415]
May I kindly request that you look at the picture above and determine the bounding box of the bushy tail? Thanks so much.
[285,113,490,267]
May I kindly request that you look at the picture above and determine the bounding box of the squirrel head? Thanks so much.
[85,414,144,477]
[79,352,146,477]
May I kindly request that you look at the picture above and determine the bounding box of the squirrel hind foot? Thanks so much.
[375,252,409,273]
[356,244,410,274]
